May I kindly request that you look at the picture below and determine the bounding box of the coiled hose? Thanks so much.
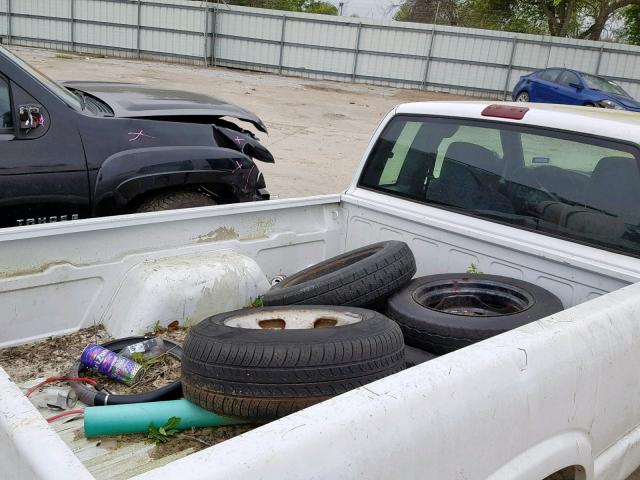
[69,336,183,406]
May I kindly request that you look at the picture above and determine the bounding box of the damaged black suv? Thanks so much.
[0,46,274,228]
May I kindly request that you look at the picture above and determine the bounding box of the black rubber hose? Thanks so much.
[69,336,183,406]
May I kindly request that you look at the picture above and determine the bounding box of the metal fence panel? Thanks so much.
[218,36,279,66]
[284,45,353,75]
[357,53,424,83]
[76,0,137,26]
[548,45,599,72]
[76,22,135,49]
[513,42,550,70]
[284,17,357,49]
[142,2,204,32]
[12,0,69,17]
[216,8,281,42]
[13,17,71,43]
[359,26,429,56]
[2,1,640,100]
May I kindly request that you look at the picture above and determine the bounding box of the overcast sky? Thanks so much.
[339,0,398,18]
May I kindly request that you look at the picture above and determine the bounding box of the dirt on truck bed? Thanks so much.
[0,326,255,480]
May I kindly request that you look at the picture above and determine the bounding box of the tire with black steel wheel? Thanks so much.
[387,274,563,354]
[262,241,416,308]
[181,306,405,420]
[133,190,216,213]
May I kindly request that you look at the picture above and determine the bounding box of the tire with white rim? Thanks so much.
[515,91,530,102]
[181,306,405,420]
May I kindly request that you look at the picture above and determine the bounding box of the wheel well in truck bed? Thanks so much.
[543,466,583,479]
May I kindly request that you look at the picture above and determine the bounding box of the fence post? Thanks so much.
[595,45,604,74]
[503,37,517,100]
[136,0,142,59]
[545,39,552,67]
[351,22,362,82]
[278,15,287,75]
[211,4,217,67]
[6,0,11,44]
[421,26,437,90]
[70,0,75,52]
[203,2,209,66]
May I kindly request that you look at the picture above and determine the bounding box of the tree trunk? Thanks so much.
[410,0,438,23]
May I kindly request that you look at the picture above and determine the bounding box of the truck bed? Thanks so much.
[0,326,254,479]
[2,167,640,477]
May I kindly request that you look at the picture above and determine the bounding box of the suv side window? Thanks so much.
[359,115,640,257]
[556,70,580,87]
[0,76,12,129]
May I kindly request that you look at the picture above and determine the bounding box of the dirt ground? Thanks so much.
[9,46,469,199]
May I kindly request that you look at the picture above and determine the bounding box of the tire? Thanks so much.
[387,274,563,354]
[133,190,216,213]
[262,241,416,308]
[181,306,405,420]
[515,91,530,102]
[404,345,436,368]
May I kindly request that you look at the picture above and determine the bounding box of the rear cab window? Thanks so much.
[359,115,640,257]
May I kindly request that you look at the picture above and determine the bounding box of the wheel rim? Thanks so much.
[224,308,363,330]
[412,279,534,317]
[516,92,529,102]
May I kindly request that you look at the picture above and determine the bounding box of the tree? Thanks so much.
[621,5,640,44]
[458,0,547,34]
[304,1,338,14]
[220,0,338,15]
[392,0,640,41]
[392,0,459,24]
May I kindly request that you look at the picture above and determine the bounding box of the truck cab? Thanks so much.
[0,46,273,228]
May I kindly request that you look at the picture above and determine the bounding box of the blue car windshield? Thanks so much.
[582,73,630,98]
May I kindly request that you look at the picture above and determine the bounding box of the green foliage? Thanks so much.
[304,1,338,15]
[129,351,160,369]
[392,0,640,41]
[458,0,547,34]
[621,6,640,45]
[393,3,413,21]
[250,296,264,308]
[219,0,337,15]
[466,263,483,274]
[148,417,181,444]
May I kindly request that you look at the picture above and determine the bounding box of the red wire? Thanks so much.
[26,376,97,397]
[46,409,84,423]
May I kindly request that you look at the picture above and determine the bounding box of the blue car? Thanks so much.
[512,68,640,111]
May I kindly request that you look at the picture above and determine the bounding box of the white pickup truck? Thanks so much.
[1,101,640,480]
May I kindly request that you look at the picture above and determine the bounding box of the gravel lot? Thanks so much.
[9,46,468,199]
